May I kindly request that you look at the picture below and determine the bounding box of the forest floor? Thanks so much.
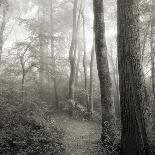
[49,112,107,155]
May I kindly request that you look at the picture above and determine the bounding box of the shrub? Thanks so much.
[0,96,65,155]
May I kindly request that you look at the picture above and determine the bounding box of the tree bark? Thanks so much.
[117,0,150,154]
[93,0,114,145]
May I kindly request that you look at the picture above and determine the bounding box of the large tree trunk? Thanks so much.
[50,0,59,108]
[117,0,150,154]
[93,0,114,145]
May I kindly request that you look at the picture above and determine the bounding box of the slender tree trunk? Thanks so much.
[38,31,45,101]
[68,0,82,115]
[68,0,78,101]
[74,2,82,90]
[21,70,25,99]
[37,3,47,102]
[141,23,150,63]
[117,0,150,154]
[0,1,7,64]
[88,44,95,116]
[75,42,81,88]
[150,0,155,100]
[82,11,89,111]
[50,0,59,108]
[93,0,114,145]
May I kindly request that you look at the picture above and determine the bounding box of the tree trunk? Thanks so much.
[0,1,7,64]
[37,3,47,102]
[68,0,78,101]
[88,44,95,116]
[82,11,89,111]
[93,0,114,145]
[117,0,150,154]
[75,41,81,89]
[38,31,45,101]
[150,0,155,100]
[68,0,82,116]
[21,70,25,100]
[50,0,59,108]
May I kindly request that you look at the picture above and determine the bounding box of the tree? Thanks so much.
[50,0,59,108]
[68,0,78,102]
[150,0,155,100]
[0,0,8,64]
[68,0,81,115]
[81,9,89,112]
[117,0,150,154]
[88,44,95,116]
[93,0,114,145]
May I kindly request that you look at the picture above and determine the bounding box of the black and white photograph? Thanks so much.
[0,0,154,154]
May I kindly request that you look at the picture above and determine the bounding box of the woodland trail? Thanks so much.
[49,113,106,155]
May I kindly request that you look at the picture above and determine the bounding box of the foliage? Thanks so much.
[0,89,65,155]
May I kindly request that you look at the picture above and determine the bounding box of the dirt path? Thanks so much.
[50,113,106,155]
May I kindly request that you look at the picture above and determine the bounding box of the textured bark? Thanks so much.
[117,0,150,154]
[93,0,114,144]
[88,44,95,116]
[50,0,59,108]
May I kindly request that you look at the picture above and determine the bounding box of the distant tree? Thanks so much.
[81,9,89,112]
[150,0,155,99]
[68,0,81,115]
[93,0,114,145]
[0,0,8,64]
[117,0,150,154]
[50,0,59,108]
[88,44,95,116]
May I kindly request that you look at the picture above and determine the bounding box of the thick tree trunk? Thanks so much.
[88,44,95,116]
[117,0,150,154]
[93,0,114,145]
[50,0,59,108]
